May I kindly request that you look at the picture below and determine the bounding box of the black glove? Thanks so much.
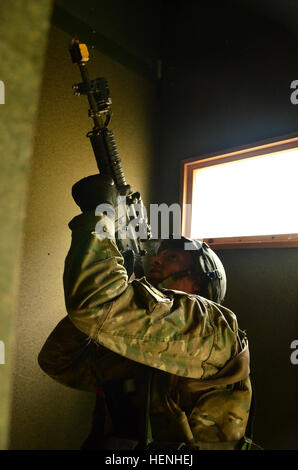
[72,174,119,213]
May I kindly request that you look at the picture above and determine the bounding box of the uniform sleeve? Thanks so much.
[63,212,239,380]
[38,316,140,391]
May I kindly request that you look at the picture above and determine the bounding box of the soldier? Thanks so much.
[38,175,253,450]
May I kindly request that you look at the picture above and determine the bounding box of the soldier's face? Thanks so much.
[147,249,200,293]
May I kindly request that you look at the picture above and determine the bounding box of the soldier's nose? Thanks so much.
[151,256,162,267]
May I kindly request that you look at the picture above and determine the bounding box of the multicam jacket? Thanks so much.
[38,212,252,450]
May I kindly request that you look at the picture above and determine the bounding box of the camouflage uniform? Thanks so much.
[38,212,252,449]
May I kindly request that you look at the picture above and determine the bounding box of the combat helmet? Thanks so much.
[156,236,227,304]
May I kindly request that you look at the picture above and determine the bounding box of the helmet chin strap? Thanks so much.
[156,270,192,289]
[155,266,221,300]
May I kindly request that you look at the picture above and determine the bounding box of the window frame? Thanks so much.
[181,133,298,249]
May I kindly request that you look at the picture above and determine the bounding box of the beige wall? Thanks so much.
[9,24,156,450]
[0,0,53,450]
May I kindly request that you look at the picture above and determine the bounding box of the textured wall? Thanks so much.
[8,24,156,449]
[0,0,53,450]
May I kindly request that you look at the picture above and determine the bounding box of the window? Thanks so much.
[181,135,298,249]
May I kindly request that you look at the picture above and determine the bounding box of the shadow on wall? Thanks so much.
[218,247,298,450]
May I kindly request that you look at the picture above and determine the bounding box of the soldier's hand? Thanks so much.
[72,174,119,213]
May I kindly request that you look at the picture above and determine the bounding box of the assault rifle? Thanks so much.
[69,39,151,277]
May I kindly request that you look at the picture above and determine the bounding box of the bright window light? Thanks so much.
[190,148,298,239]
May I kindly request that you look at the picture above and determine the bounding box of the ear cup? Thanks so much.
[199,243,227,304]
